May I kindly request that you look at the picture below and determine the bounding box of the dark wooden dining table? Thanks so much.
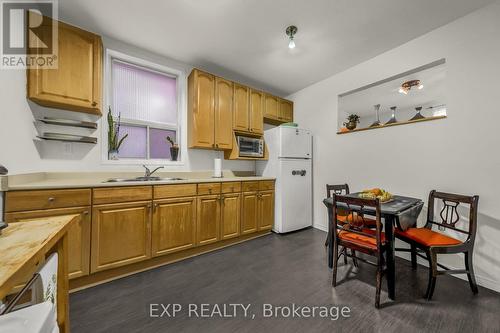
[323,193,423,300]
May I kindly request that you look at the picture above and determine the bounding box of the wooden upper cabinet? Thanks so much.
[27,14,102,115]
[91,201,151,273]
[196,195,221,245]
[152,197,196,257]
[249,90,264,134]
[188,69,215,149]
[233,83,250,132]
[214,77,234,150]
[279,98,294,122]
[264,94,279,119]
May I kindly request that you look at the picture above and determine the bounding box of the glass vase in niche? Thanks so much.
[385,106,397,125]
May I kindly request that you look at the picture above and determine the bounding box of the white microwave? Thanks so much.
[237,136,264,158]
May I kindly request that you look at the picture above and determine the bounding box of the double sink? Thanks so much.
[103,176,186,183]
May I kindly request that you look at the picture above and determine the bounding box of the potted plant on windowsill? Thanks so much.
[166,136,179,161]
[344,114,361,131]
[107,107,128,160]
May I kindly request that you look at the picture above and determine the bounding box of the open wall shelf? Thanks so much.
[337,115,446,135]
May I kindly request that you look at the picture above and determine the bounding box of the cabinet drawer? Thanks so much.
[154,184,198,199]
[221,182,241,193]
[242,181,259,192]
[93,186,152,205]
[5,189,91,212]
[197,183,221,195]
[259,180,275,191]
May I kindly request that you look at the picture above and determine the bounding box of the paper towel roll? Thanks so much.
[214,158,222,178]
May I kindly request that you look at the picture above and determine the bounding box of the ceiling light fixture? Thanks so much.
[286,25,298,49]
[398,79,423,95]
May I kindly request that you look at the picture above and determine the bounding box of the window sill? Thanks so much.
[101,159,185,167]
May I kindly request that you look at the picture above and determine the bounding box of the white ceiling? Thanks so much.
[59,0,494,96]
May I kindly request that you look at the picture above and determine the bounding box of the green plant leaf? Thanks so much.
[116,133,128,151]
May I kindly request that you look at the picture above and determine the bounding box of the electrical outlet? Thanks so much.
[63,142,73,155]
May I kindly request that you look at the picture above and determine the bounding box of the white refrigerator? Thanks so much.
[257,127,312,233]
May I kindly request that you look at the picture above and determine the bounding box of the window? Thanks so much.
[106,51,182,162]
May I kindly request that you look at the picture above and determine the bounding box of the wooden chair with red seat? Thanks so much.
[395,190,479,300]
[331,194,388,308]
[325,184,377,246]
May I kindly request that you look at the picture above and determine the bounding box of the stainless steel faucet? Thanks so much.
[142,165,164,177]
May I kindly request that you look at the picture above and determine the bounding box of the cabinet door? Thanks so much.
[215,77,234,150]
[233,83,250,132]
[264,94,279,119]
[4,207,91,279]
[197,195,221,245]
[188,70,215,148]
[279,99,294,122]
[152,197,196,257]
[221,193,241,240]
[258,190,275,231]
[27,14,102,115]
[249,90,264,134]
[241,192,258,234]
[91,201,151,273]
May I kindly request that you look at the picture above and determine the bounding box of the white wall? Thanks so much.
[0,36,255,174]
[289,1,500,292]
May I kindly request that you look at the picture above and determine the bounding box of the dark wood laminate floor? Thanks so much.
[70,228,500,333]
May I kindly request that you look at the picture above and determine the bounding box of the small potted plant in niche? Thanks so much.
[107,107,128,160]
[343,114,361,130]
[166,136,179,161]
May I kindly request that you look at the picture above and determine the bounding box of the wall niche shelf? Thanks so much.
[38,117,98,129]
[37,133,97,144]
[337,58,447,135]
[337,115,446,135]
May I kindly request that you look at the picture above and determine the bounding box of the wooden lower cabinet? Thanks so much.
[258,190,275,230]
[3,181,274,289]
[196,195,221,245]
[91,201,151,273]
[241,192,258,234]
[4,206,91,279]
[221,193,241,240]
[152,197,196,257]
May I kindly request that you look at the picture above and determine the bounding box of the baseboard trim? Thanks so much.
[313,223,327,232]
[395,251,500,294]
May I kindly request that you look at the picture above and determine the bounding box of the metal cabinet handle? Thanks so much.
[82,210,89,215]
[48,197,55,202]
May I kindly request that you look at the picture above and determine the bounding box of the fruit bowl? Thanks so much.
[359,188,393,202]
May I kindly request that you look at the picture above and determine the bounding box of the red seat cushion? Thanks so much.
[337,214,377,228]
[395,227,462,247]
[339,228,385,250]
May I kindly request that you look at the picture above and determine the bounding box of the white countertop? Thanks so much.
[0,171,274,191]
